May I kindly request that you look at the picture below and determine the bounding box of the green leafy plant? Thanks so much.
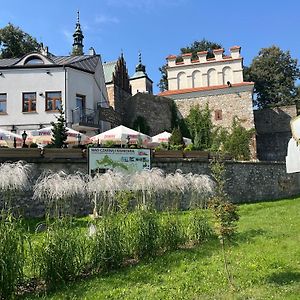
[50,107,68,148]
[209,157,239,289]
[132,116,150,135]
[169,127,184,148]
[222,117,255,161]
[186,104,213,150]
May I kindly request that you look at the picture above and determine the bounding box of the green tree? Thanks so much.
[209,157,239,288]
[0,23,40,58]
[132,116,150,135]
[51,108,68,148]
[169,127,184,149]
[223,118,254,160]
[158,39,222,92]
[246,46,300,108]
[186,104,213,150]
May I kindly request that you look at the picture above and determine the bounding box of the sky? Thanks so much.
[1,0,300,94]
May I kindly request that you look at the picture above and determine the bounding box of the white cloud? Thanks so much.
[95,15,120,24]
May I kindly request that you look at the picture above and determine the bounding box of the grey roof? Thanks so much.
[103,61,117,83]
[0,54,100,73]
[131,70,147,80]
[0,58,19,67]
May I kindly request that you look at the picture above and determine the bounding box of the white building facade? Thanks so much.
[166,46,244,91]
[0,51,109,135]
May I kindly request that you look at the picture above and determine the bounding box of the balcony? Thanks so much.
[71,107,101,131]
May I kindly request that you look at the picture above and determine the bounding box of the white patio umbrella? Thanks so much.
[90,125,151,146]
[28,126,91,145]
[151,131,192,145]
[0,128,23,147]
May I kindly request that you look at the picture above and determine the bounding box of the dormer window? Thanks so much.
[24,56,44,65]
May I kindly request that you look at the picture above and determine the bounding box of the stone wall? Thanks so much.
[174,87,255,131]
[254,105,296,161]
[123,93,173,136]
[1,158,299,217]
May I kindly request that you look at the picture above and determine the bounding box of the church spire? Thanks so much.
[72,10,84,56]
[135,51,146,73]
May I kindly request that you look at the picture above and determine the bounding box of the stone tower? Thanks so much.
[130,52,153,95]
[72,11,84,56]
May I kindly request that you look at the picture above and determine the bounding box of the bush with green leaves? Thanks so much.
[0,214,26,299]
[186,104,213,150]
[169,127,184,148]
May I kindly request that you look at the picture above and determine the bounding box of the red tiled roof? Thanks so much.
[158,82,254,96]
[230,46,241,50]
[197,51,208,55]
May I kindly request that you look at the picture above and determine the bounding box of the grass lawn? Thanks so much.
[22,197,300,300]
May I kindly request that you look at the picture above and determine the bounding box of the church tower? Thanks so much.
[130,52,153,95]
[72,11,84,56]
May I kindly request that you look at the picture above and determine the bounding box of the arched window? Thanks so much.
[177,72,187,89]
[24,56,44,65]
[192,70,201,88]
[223,67,233,85]
[207,68,217,86]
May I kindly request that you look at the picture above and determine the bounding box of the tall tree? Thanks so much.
[246,46,300,108]
[158,39,222,92]
[0,23,40,58]
[51,108,68,148]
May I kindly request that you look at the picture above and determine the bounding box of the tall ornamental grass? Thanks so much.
[33,171,86,217]
[34,218,87,289]
[0,214,26,299]
[88,215,124,273]
[0,161,31,211]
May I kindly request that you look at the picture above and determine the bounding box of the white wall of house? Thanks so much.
[166,47,244,91]
[0,67,65,132]
[0,54,110,134]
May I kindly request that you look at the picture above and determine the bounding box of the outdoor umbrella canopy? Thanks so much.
[90,125,151,145]
[28,126,91,145]
[0,128,23,147]
[151,131,192,145]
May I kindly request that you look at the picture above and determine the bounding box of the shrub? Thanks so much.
[29,143,38,148]
[0,214,26,299]
[169,127,184,147]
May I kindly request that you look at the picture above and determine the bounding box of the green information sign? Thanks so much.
[88,147,151,175]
